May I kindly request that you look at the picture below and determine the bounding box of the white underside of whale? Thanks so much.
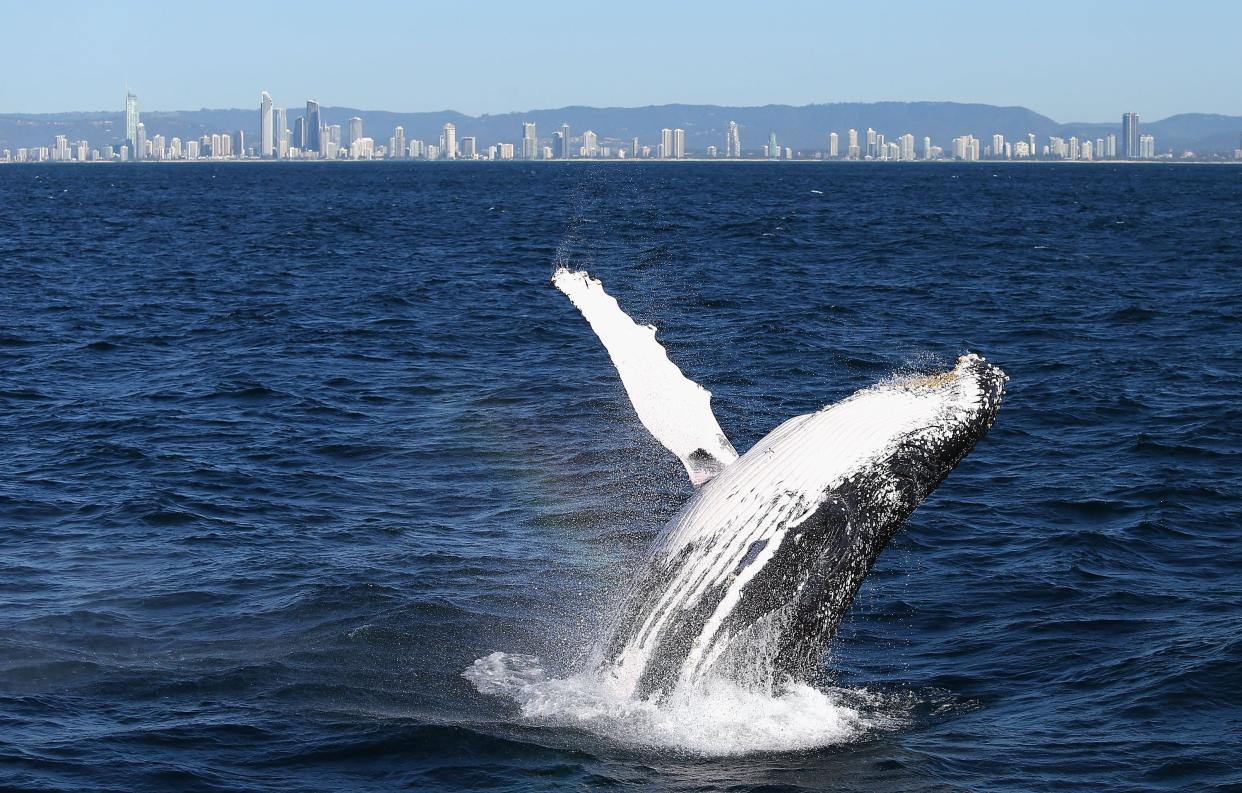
[553,266,992,698]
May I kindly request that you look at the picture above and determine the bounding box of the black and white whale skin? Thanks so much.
[553,268,1006,701]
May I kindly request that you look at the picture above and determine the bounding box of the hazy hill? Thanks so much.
[2,102,1239,154]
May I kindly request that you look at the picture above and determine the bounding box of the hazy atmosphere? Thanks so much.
[3,0,1241,120]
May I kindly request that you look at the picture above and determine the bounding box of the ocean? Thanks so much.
[1,161,1239,792]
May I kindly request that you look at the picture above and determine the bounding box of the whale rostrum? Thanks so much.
[553,268,1006,700]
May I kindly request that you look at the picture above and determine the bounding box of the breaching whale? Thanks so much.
[553,268,1006,701]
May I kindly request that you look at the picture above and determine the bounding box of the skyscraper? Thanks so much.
[1122,113,1140,159]
[522,122,537,159]
[442,122,456,159]
[293,117,306,151]
[134,122,147,161]
[348,117,363,147]
[260,92,274,158]
[393,126,406,159]
[460,136,476,159]
[559,123,571,158]
[727,120,741,158]
[828,132,838,158]
[124,90,139,158]
[306,100,321,155]
[1139,134,1156,159]
[274,107,287,157]
[847,128,859,159]
[582,130,598,157]
[672,128,685,159]
[768,131,779,159]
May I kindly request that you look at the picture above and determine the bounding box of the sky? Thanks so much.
[2,0,1240,121]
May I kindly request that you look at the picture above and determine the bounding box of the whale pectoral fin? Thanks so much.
[553,267,738,486]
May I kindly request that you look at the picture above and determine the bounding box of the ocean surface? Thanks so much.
[1,162,1239,792]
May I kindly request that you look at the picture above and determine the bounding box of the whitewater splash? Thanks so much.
[465,268,1003,753]
[464,652,897,755]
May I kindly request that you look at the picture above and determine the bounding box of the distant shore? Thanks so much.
[3,157,1239,166]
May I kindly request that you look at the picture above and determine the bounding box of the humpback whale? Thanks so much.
[553,268,1006,701]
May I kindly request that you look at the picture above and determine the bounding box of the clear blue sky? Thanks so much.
[3,0,1239,121]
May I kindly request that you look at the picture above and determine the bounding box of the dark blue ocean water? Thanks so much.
[1,162,1239,792]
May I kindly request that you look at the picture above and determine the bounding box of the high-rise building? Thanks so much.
[393,126,406,159]
[768,131,779,159]
[727,120,741,158]
[1028,133,1037,158]
[260,92,274,157]
[235,130,245,158]
[559,123,571,158]
[900,133,915,161]
[293,117,306,151]
[124,90,139,158]
[497,143,515,160]
[442,123,457,159]
[522,122,537,159]
[1139,134,1155,159]
[847,128,859,159]
[922,136,932,160]
[134,122,147,161]
[866,128,877,158]
[1122,113,1140,159]
[306,100,321,154]
[460,136,476,159]
[991,134,1005,159]
[348,117,363,146]
[582,130,598,157]
[1105,133,1117,158]
[672,128,685,159]
[660,128,673,159]
[273,107,287,156]
[828,132,839,158]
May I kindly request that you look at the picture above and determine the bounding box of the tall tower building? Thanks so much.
[659,128,673,159]
[726,120,741,158]
[124,90,139,157]
[273,107,287,156]
[522,122,537,159]
[559,123,571,158]
[306,100,322,154]
[1122,113,1140,159]
[393,126,406,159]
[442,122,457,159]
[134,122,147,161]
[259,92,274,158]
[348,117,363,146]
[672,129,685,159]
[768,131,779,159]
[293,117,306,151]
[828,132,839,158]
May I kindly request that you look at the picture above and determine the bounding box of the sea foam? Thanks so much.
[464,651,895,755]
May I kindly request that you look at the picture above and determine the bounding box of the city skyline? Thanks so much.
[8,87,1240,165]
[3,2,1242,122]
